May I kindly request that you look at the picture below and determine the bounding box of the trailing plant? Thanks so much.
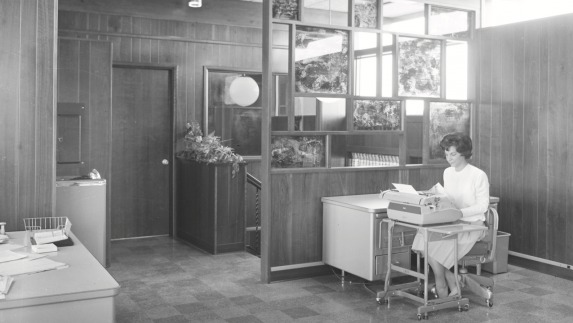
[176,121,244,177]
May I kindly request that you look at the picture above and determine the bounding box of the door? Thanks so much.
[111,66,172,239]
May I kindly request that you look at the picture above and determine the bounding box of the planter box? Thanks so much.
[175,158,246,254]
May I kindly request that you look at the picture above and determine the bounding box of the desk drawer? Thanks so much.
[375,251,411,278]
[377,221,416,252]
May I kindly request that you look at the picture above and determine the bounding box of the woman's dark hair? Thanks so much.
[440,133,473,159]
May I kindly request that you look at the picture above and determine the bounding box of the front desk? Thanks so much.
[0,231,119,322]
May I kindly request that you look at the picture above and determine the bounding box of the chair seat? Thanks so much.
[464,241,489,256]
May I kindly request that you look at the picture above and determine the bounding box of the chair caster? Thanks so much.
[458,304,469,312]
[417,313,429,320]
[486,299,493,307]
[376,297,387,305]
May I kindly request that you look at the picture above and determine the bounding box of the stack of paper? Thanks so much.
[31,243,57,254]
[33,230,68,245]
[0,275,14,299]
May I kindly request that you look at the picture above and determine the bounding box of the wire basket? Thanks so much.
[23,217,71,245]
[23,217,69,232]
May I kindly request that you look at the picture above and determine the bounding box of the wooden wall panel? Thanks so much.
[268,167,444,267]
[57,39,112,179]
[476,13,573,265]
[0,0,57,231]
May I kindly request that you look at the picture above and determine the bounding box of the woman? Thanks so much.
[411,133,490,298]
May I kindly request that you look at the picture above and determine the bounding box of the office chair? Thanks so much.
[458,206,499,307]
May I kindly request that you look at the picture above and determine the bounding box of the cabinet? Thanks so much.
[175,158,246,254]
[322,194,416,281]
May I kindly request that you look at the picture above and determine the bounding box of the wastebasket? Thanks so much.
[482,231,511,274]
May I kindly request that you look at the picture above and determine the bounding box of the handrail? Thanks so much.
[245,172,262,257]
[247,172,261,190]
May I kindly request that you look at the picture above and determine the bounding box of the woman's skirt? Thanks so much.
[411,221,485,269]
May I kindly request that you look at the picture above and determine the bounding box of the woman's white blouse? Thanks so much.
[443,163,490,222]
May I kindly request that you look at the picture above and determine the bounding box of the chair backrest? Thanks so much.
[481,207,499,263]
[459,206,499,265]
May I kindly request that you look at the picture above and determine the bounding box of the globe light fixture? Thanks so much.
[188,0,202,8]
[229,76,259,107]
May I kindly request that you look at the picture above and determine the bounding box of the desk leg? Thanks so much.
[377,220,395,302]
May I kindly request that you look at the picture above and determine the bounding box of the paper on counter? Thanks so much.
[0,257,68,276]
[0,250,27,263]
[392,183,419,194]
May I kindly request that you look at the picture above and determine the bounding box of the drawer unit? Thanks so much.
[322,194,415,281]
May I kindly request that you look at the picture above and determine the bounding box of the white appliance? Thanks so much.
[56,178,107,267]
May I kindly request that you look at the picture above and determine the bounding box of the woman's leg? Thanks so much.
[444,268,462,295]
[427,257,448,298]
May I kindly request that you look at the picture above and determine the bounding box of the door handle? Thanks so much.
[162,159,169,165]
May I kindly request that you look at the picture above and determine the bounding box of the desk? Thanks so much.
[0,231,120,323]
[377,219,487,320]
[322,194,417,281]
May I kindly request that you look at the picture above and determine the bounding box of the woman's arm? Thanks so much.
[460,170,490,218]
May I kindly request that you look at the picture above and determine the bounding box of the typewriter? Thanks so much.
[380,189,462,225]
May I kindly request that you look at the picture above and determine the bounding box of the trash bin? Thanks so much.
[483,231,511,274]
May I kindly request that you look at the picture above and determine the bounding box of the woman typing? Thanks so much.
[411,133,490,298]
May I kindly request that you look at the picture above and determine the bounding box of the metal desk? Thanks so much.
[0,231,119,322]
[377,219,487,320]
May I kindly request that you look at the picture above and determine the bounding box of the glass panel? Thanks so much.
[271,135,326,168]
[206,70,262,156]
[295,26,349,94]
[355,0,378,28]
[318,98,347,131]
[272,23,289,73]
[428,102,470,160]
[331,134,400,167]
[272,74,289,131]
[303,0,349,27]
[405,99,423,115]
[445,40,468,100]
[353,99,401,131]
[405,100,423,164]
[294,97,317,131]
[397,36,441,98]
[354,32,378,97]
[381,33,393,97]
[382,0,425,34]
[273,0,300,20]
[429,6,469,38]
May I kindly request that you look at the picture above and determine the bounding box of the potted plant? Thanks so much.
[175,121,246,254]
[176,121,244,177]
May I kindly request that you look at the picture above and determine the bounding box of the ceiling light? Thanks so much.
[188,0,202,8]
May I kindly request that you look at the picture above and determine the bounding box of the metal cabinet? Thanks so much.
[322,194,416,281]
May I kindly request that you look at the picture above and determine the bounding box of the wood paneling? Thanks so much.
[57,38,112,178]
[58,10,262,154]
[176,159,246,254]
[268,167,445,267]
[475,13,573,265]
[0,0,57,232]
[59,0,263,28]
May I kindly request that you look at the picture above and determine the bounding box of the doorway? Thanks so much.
[111,64,175,239]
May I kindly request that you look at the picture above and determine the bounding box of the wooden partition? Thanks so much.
[267,166,445,279]
[0,0,58,232]
[475,13,573,265]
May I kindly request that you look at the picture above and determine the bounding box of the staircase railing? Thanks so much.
[245,172,261,257]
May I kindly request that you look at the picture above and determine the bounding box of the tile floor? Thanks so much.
[108,236,573,323]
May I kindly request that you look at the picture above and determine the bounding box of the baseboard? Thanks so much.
[269,265,332,283]
[508,255,573,281]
